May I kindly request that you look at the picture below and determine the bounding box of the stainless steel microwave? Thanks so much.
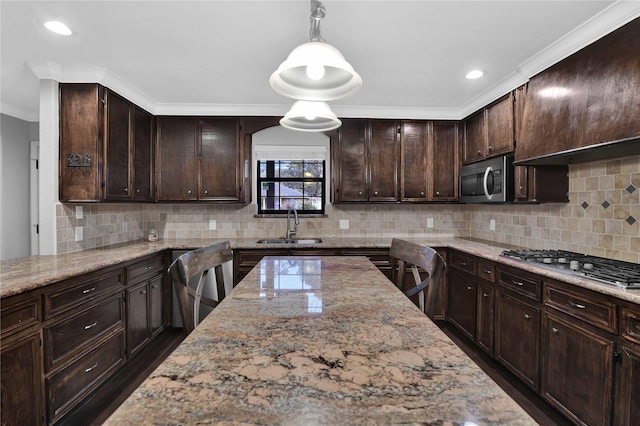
[459,155,514,203]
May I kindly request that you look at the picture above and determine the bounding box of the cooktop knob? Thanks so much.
[558,257,567,263]
[570,260,580,270]
[583,263,594,270]
[543,258,553,264]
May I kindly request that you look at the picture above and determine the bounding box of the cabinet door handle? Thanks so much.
[140,290,147,295]
[85,363,98,373]
[552,327,559,335]
[467,286,473,290]
[524,314,531,320]
[488,145,493,152]
[461,262,467,267]
[187,190,192,195]
[136,189,141,194]
[151,284,159,289]
[569,301,586,309]
[204,190,209,195]
[420,191,425,196]
[512,280,524,287]
[435,191,440,196]
[358,191,363,195]
[82,287,96,294]
[483,292,489,297]
[84,321,98,330]
[123,187,128,193]
[374,191,378,195]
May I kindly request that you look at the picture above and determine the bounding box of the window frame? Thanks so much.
[256,160,326,215]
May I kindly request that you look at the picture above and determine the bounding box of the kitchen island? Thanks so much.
[105,255,535,425]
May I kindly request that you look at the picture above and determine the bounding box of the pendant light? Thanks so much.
[279,101,342,132]
[270,0,362,101]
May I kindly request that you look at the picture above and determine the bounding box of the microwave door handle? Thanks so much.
[483,166,493,200]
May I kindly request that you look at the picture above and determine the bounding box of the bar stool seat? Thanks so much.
[168,241,232,334]
[389,238,446,318]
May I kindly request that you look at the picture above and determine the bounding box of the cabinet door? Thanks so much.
[149,276,164,336]
[157,117,197,200]
[616,344,640,426]
[132,107,154,201]
[368,120,399,201]
[333,119,367,202]
[199,118,241,201]
[514,166,528,200]
[1,331,45,426]
[476,280,494,355]
[430,121,459,200]
[463,111,485,164]
[485,93,514,157]
[448,270,477,340]
[126,281,150,357]
[104,91,132,200]
[495,290,540,390]
[541,311,614,426]
[400,121,428,201]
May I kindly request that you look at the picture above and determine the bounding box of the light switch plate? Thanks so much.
[339,219,349,230]
[209,220,217,230]
[489,219,496,231]
[75,227,83,241]
[75,206,83,220]
[427,218,434,228]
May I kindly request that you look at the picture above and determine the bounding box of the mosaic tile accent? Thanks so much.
[626,184,636,194]
[626,216,637,225]
[581,201,589,209]
[601,200,611,209]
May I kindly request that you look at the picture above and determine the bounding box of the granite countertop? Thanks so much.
[105,255,536,425]
[2,236,639,303]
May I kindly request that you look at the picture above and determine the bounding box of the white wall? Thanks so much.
[1,113,38,260]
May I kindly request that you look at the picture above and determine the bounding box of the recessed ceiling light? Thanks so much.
[465,70,484,80]
[44,21,72,36]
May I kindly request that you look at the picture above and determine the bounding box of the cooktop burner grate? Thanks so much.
[501,249,640,289]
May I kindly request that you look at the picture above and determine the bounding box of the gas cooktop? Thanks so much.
[500,249,640,289]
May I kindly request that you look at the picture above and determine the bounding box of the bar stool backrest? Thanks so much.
[168,241,233,334]
[389,238,446,318]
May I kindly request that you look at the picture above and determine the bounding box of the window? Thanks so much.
[257,160,325,214]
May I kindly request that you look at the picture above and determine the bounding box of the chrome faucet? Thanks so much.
[286,207,299,241]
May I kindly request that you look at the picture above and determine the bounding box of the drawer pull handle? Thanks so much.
[569,301,586,309]
[552,327,559,335]
[82,287,96,294]
[461,262,467,267]
[145,266,152,270]
[512,280,524,287]
[140,290,147,295]
[524,314,531,320]
[151,284,159,289]
[467,286,473,290]
[85,363,98,373]
[482,269,491,274]
[84,321,98,330]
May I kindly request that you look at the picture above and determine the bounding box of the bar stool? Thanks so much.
[389,238,446,318]
[168,241,232,334]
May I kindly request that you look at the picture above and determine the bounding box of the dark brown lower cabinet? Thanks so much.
[476,279,494,355]
[616,344,640,426]
[126,281,150,357]
[0,330,45,426]
[447,270,477,340]
[495,289,540,391]
[541,311,615,426]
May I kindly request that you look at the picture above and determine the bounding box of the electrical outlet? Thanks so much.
[339,219,349,230]
[427,218,434,228]
[489,219,496,231]
[209,220,217,230]
[75,206,83,220]
[75,227,83,241]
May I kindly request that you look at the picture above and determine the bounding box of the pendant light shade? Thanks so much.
[270,41,362,101]
[270,0,361,101]
[279,101,342,132]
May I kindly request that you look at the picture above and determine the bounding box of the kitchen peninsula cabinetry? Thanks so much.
[495,265,541,391]
[332,119,399,202]
[463,93,514,164]
[401,121,459,202]
[59,83,154,202]
[156,117,244,202]
[517,18,640,164]
[447,251,478,340]
[617,303,640,425]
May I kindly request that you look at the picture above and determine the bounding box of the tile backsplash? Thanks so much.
[56,155,639,263]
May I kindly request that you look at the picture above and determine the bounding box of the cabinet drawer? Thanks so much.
[544,282,617,333]
[496,266,541,301]
[340,249,390,267]
[234,250,283,267]
[449,252,476,275]
[44,294,124,371]
[46,330,125,423]
[477,261,495,283]
[126,253,167,283]
[1,293,40,338]
[44,268,124,318]
[622,306,640,345]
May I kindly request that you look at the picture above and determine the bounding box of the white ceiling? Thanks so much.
[2,1,639,122]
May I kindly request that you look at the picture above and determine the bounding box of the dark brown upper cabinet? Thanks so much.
[332,119,399,203]
[59,83,154,202]
[156,117,245,203]
[463,93,515,165]
[401,121,459,202]
[516,17,640,165]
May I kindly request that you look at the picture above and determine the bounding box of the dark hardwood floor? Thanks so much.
[56,328,185,426]
[437,321,572,426]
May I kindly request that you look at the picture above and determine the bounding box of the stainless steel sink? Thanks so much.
[256,238,323,244]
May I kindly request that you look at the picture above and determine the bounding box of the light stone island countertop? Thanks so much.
[104,255,536,426]
[1,236,639,304]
